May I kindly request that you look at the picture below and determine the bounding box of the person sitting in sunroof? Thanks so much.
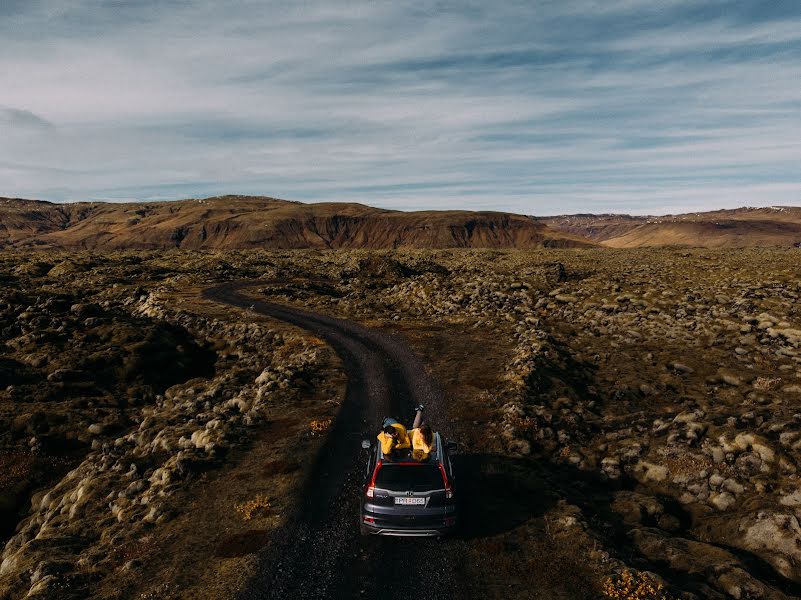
[408,404,434,461]
[376,417,411,456]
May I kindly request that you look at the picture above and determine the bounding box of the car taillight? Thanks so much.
[366,460,382,498]
[438,463,453,499]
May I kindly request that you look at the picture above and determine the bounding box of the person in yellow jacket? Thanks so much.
[377,418,411,456]
[409,424,434,461]
[408,404,434,461]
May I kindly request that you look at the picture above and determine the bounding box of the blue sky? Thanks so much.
[1,0,800,215]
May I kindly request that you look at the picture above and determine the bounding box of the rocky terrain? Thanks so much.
[239,248,801,598]
[1,247,801,599]
[0,252,340,599]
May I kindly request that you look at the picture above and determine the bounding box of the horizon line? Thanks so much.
[2,193,800,219]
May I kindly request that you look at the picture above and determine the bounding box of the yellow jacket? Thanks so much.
[409,428,434,461]
[377,423,410,455]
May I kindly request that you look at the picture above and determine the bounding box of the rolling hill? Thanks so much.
[0,196,593,250]
[3,196,801,250]
[540,206,801,248]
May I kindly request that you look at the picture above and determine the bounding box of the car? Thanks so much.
[359,431,459,536]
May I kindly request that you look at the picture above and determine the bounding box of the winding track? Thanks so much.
[203,282,461,599]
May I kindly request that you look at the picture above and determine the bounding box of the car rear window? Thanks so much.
[375,464,444,492]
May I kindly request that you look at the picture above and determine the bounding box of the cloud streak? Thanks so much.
[0,0,799,214]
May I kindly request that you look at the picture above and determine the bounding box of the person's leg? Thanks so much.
[412,410,423,430]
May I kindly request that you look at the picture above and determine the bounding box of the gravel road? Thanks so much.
[203,282,461,599]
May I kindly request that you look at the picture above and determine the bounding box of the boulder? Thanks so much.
[739,511,801,582]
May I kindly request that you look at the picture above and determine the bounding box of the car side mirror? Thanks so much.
[361,439,371,450]
[446,441,458,452]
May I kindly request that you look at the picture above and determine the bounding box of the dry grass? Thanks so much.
[114,536,155,563]
[506,414,540,435]
[234,495,272,521]
[602,570,671,600]
[661,453,735,479]
[0,451,34,488]
[753,376,782,391]
[309,418,333,435]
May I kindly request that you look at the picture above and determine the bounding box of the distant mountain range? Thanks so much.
[1,196,800,250]
[540,206,801,248]
[0,195,591,250]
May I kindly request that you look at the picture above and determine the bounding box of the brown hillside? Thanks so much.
[541,206,801,248]
[0,196,594,250]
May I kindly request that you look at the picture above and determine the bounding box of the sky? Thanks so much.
[1,0,800,215]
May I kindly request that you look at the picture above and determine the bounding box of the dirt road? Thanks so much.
[203,282,462,599]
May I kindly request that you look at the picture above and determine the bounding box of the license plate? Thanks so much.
[395,497,425,505]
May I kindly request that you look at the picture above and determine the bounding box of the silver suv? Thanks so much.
[359,432,458,536]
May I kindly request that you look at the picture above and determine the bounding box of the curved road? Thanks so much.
[203,282,461,599]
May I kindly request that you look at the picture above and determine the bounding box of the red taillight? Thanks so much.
[364,516,375,524]
[438,463,453,499]
[366,460,382,498]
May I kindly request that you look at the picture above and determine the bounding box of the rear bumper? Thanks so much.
[360,509,458,537]
[362,524,451,537]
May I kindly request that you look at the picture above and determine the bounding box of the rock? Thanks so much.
[721,478,744,495]
[507,439,531,456]
[47,369,82,382]
[720,372,742,386]
[601,456,622,480]
[727,433,775,464]
[11,412,45,435]
[13,261,52,277]
[657,513,681,532]
[710,491,736,511]
[739,511,801,581]
[711,565,768,599]
[70,303,101,318]
[629,527,743,588]
[0,555,19,576]
[735,453,762,477]
[611,491,664,526]
[254,369,273,385]
[779,489,801,507]
[190,429,213,449]
[634,461,669,483]
[27,574,60,597]
[674,410,704,423]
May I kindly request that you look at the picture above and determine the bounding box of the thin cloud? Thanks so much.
[0,107,54,130]
[0,0,798,214]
